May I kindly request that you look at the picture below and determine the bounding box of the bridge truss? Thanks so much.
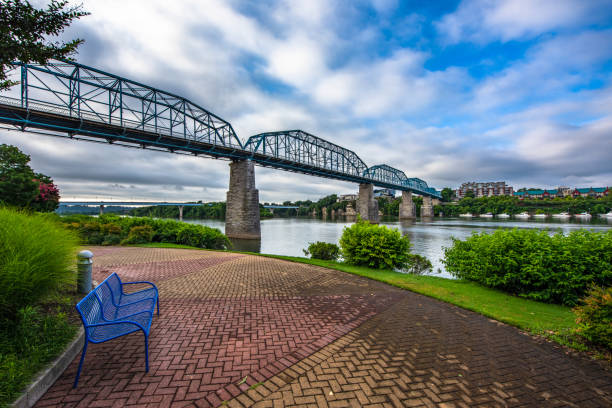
[0,60,440,198]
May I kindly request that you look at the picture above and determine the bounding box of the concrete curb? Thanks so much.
[12,327,85,408]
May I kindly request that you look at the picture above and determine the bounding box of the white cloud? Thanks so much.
[437,0,612,44]
[470,30,612,112]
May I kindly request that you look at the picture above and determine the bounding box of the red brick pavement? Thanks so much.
[93,254,245,283]
[34,247,612,407]
[36,247,402,407]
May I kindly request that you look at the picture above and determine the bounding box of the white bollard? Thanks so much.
[77,250,93,294]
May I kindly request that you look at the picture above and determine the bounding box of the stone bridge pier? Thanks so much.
[357,184,379,223]
[420,195,434,218]
[225,160,261,239]
[399,191,416,220]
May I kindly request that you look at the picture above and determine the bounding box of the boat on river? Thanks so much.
[552,212,571,219]
[480,212,493,218]
[515,212,530,219]
[459,213,473,218]
[497,213,510,218]
[534,213,548,219]
[575,212,592,219]
[600,211,612,218]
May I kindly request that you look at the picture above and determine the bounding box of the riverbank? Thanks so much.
[184,216,612,278]
[137,243,609,362]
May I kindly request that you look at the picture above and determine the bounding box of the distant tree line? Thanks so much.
[128,202,274,219]
[435,195,612,216]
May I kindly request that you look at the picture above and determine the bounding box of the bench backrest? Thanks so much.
[76,291,103,327]
[94,282,120,321]
[105,273,123,303]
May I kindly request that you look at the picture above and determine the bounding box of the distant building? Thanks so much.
[337,194,358,202]
[373,188,396,199]
[572,187,609,198]
[456,182,513,199]
[514,187,609,199]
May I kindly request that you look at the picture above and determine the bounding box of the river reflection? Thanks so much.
[185,216,612,279]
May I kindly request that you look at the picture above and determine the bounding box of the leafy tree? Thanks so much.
[0,0,89,91]
[464,190,475,198]
[0,144,38,207]
[441,187,455,202]
[0,144,59,211]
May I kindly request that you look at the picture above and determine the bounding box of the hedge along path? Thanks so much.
[36,246,612,407]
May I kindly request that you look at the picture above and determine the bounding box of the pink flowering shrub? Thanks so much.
[31,180,60,212]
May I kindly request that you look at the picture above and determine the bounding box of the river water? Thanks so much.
[184,216,612,278]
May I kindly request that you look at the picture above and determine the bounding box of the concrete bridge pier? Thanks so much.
[225,160,261,239]
[178,205,184,221]
[420,196,434,218]
[357,184,379,223]
[399,191,416,220]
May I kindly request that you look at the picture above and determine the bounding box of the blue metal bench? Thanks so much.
[105,272,159,316]
[73,274,159,388]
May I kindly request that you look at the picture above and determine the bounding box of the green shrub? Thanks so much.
[405,254,433,275]
[303,241,340,261]
[573,286,612,349]
[0,208,78,319]
[176,224,230,249]
[121,225,154,245]
[58,215,231,250]
[443,229,612,306]
[339,219,411,269]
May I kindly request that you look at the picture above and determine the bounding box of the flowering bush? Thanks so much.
[31,179,60,212]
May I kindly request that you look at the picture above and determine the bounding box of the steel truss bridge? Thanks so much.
[0,60,440,198]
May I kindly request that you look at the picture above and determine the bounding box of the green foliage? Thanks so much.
[303,241,340,261]
[176,223,230,249]
[441,187,455,202]
[440,194,612,217]
[0,303,77,406]
[340,218,412,269]
[121,225,154,245]
[0,0,89,90]
[129,202,226,219]
[573,286,612,349]
[60,214,230,250]
[0,208,78,319]
[0,144,38,208]
[377,197,400,217]
[443,229,612,306]
[405,253,433,275]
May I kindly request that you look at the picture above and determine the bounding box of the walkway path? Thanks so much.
[36,247,611,407]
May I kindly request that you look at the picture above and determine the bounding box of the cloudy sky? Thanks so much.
[2,0,612,202]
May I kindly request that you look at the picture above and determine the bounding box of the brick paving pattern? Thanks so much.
[36,246,612,407]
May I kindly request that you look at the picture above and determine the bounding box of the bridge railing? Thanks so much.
[244,130,368,179]
[5,60,242,149]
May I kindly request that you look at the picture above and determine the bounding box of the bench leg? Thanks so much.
[73,341,88,388]
[144,333,149,372]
